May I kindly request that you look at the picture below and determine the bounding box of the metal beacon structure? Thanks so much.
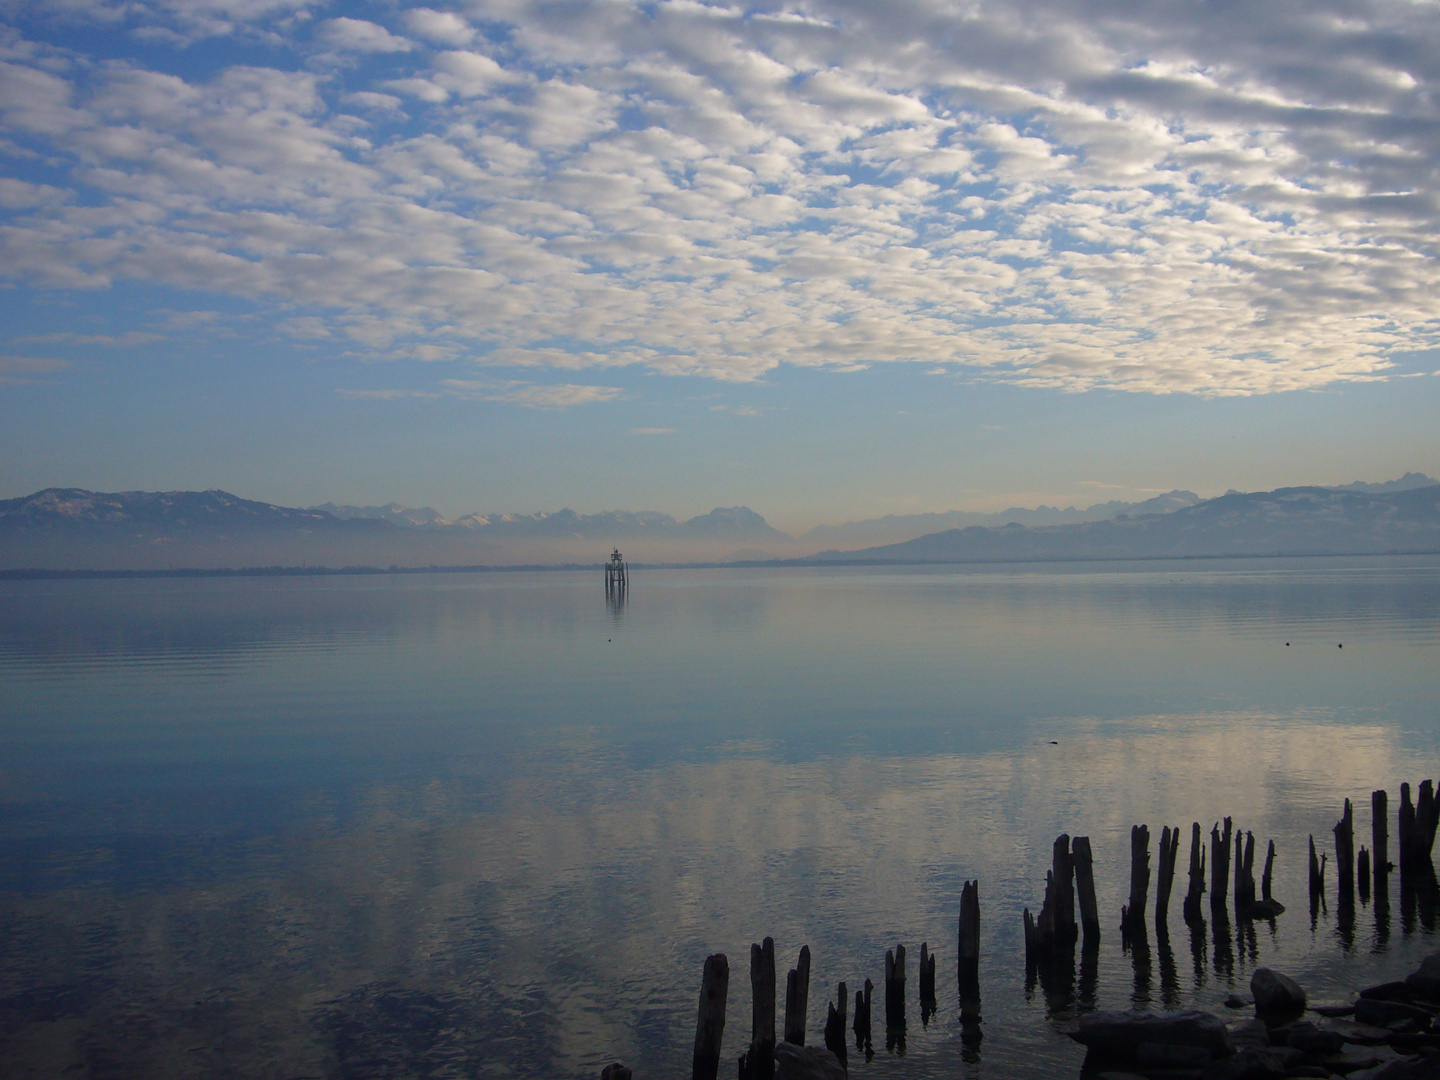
[604,547,628,599]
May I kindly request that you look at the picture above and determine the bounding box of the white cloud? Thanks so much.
[402,8,475,47]
[3,1,1440,395]
[314,17,413,53]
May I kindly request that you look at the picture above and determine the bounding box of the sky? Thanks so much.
[2,0,1439,532]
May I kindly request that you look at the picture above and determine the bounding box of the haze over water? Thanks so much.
[2,556,1439,1078]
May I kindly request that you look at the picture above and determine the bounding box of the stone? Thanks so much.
[1354,998,1434,1029]
[1252,968,1307,1021]
[1406,954,1440,999]
[1226,993,1253,1009]
[1200,1046,1301,1079]
[773,1042,847,1080]
[1137,1040,1215,1067]
[600,1064,632,1080]
[1228,1019,1271,1051]
[1315,1003,1360,1018]
[1348,1055,1440,1080]
[1070,1010,1234,1065]
[1283,1021,1347,1056]
[1365,982,1423,1002]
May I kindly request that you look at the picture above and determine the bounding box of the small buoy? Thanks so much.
[1338,643,1343,648]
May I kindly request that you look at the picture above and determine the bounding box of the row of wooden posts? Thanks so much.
[685,782,1437,1080]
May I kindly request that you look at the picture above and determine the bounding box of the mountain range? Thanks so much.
[0,474,1436,570]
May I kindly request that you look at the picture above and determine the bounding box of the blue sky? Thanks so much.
[2,0,1439,530]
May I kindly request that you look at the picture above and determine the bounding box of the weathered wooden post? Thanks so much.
[918,942,936,1017]
[1071,838,1100,944]
[1336,798,1356,898]
[1358,846,1372,902]
[958,878,981,1010]
[1155,825,1180,928]
[852,978,872,1051]
[1183,822,1206,924]
[1418,780,1438,863]
[1309,835,1327,898]
[1374,789,1391,881]
[738,938,775,1080]
[1234,831,1256,918]
[1400,783,1416,877]
[883,945,906,1033]
[822,982,847,1065]
[1261,839,1277,902]
[1210,818,1233,917]
[1122,824,1150,931]
[782,946,809,1047]
[692,953,728,1080]
[1053,834,1077,944]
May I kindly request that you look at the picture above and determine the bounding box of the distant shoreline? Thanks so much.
[4,548,1439,581]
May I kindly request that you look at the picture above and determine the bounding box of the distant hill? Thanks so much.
[310,502,451,528]
[1325,472,1438,495]
[0,489,792,569]
[811,485,1440,564]
[800,490,1201,550]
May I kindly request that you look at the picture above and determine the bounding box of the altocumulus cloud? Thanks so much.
[2,0,1440,395]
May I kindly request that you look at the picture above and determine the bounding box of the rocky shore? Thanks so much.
[1070,952,1440,1079]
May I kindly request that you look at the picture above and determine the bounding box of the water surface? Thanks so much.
[2,558,1439,1078]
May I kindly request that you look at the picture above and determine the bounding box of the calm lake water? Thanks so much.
[2,557,1439,1079]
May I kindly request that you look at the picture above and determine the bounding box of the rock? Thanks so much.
[1284,1067,1335,1078]
[600,1064,632,1080]
[1282,1021,1347,1056]
[1406,953,1440,998]
[1364,982,1422,1002]
[1228,1019,1271,1051]
[1071,1010,1234,1066]
[1200,1046,1302,1079]
[1348,1055,1440,1080]
[1244,898,1286,919]
[1252,968,1307,1022]
[773,1043,847,1080]
[1137,1040,1215,1067]
[1354,998,1435,1029]
[1315,1002,1360,1017]
[1226,993,1253,1009]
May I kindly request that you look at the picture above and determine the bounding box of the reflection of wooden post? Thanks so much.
[1183,823,1206,924]
[782,946,809,1047]
[1072,838,1099,944]
[692,953,728,1080]
[1155,825,1180,928]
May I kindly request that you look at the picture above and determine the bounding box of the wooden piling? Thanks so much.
[1400,783,1416,877]
[741,937,775,1080]
[1358,847,1372,903]
[958,878,981,998]
[1210,818,1232,916]
[1373,789,1390,879]
[1261,839,1276,902]
[1122,824,1150,930]
[782,945,809,1047]
[851,979,872,1050]
[1071,838,1100,944]
[1183,822,1206,924]
[822,982,847,1064]
[1234,831,1256,917]
[918,942,936,1011]
[1053,834,1077,944]
[1155,825,1180,928]
[883,945,906,1032]
[692,953,728,1080]
[1309,835,1326,898]
[1335,798,1356,896]
[1418,780,1438,862]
